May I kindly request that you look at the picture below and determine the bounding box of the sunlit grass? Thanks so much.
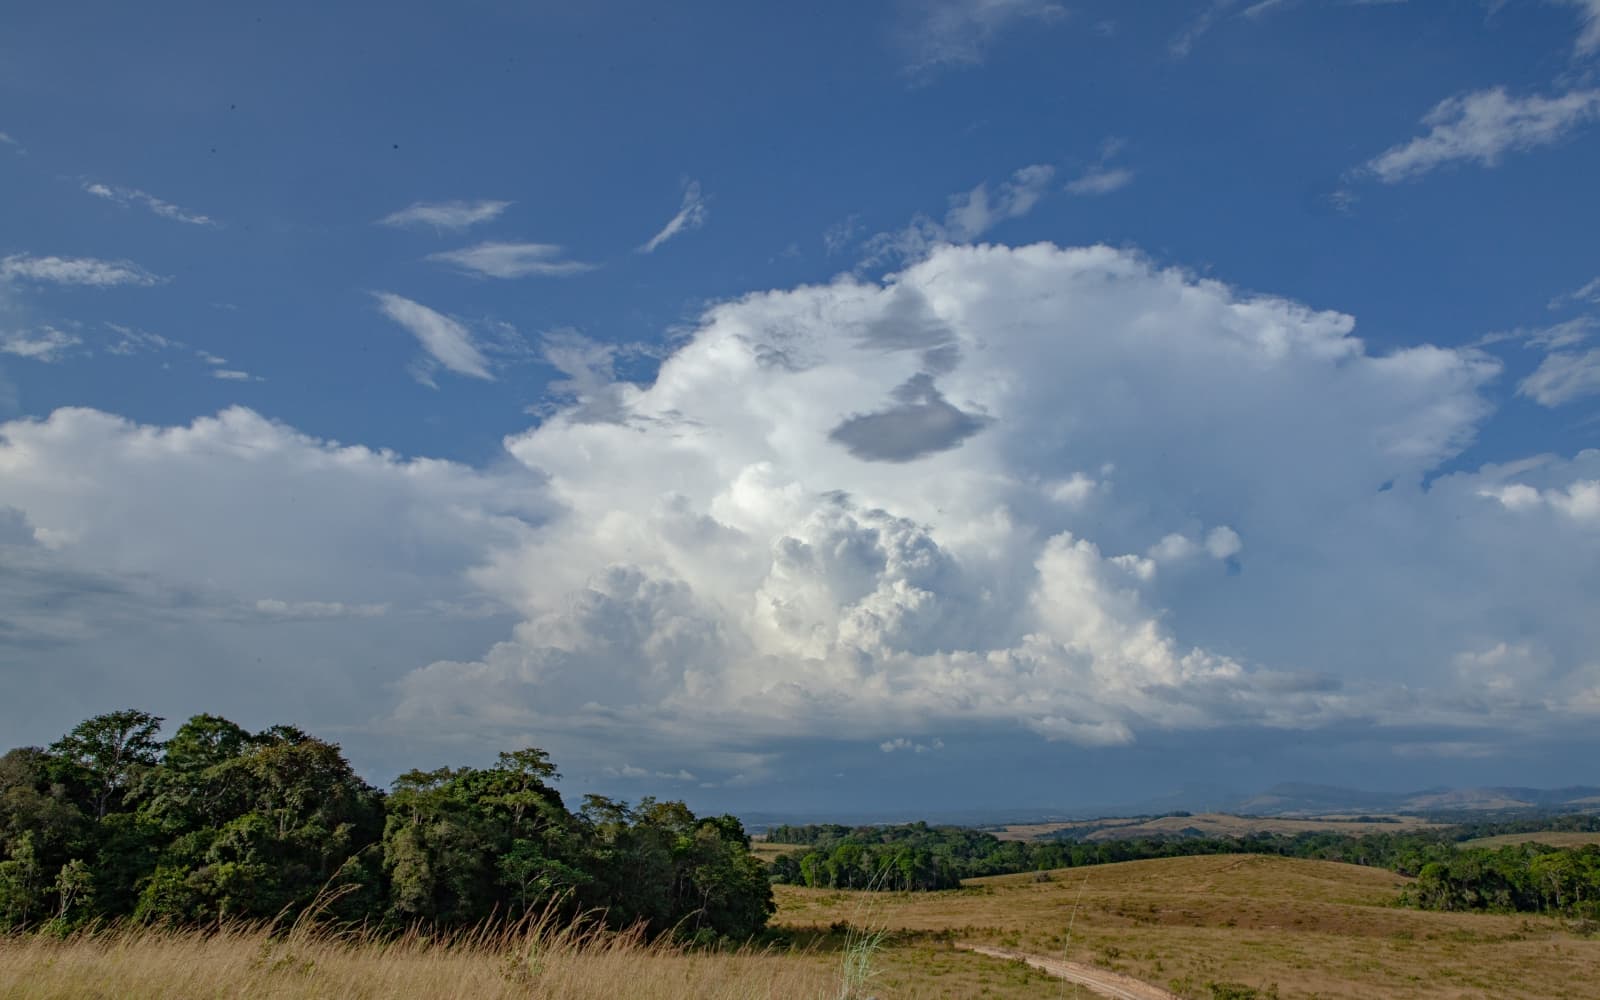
[0,911,837,1000]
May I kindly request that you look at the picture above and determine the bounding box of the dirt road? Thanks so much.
[956,943,1182,1000]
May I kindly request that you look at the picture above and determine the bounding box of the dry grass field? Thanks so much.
[774,854,1600,999]
[5,854,1599,999]
[0,918,846,1000]
[751,840,810,862]
[994,813,1443,842]
[1459,830,1600,849]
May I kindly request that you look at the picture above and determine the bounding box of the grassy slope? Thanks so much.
[1459,831,1600,849]
[773,854,1600,999]
[995,813,1442,842]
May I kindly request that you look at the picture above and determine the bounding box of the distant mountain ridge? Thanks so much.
[740,783,1600,832]
[1232,782,1600,817]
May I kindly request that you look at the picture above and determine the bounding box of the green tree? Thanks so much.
[49,710,164,820]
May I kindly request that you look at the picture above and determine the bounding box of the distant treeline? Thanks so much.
[0,710,772,941]
[766,821,1600,916]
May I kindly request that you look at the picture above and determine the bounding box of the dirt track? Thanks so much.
[956,943,1181,1000]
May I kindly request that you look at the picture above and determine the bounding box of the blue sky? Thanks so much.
[2,0,1599,816]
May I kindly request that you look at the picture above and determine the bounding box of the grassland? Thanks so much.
[774,854,1600,999]
[1459,830,1600,849]
[5,854,1598,998]
[993,812,1443,842]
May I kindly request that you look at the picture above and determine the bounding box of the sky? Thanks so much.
[2,0,1599,819]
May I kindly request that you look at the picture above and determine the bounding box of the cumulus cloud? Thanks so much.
[7,243,1600,793]
[638,182,708,254]
[84,182,217,226]
[427,241,595,279]
[896,0,1067,79]
[373,292,494,381]
[1366,87,1600,182]
[378,199,512,231]
[381,243,1600,782]
[0,254,165,287]
[1,328,80,362]
[0,406,547,754]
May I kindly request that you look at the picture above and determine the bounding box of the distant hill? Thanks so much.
[742,782,1600,833]
[1232,783,1600,817]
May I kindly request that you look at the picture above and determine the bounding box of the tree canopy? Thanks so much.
[0,710,772,941]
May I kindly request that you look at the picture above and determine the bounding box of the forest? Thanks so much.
[0,710,772,942]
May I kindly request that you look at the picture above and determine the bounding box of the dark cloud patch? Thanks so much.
[857,285,959,354]
[829,373,992,462]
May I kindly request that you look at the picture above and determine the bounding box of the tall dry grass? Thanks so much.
[0,911,841,1000]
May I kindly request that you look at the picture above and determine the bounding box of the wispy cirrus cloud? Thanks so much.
[860,164,1055,268]
[1365,87,1600,182]
[1554,0,1600,56]
[1170,0,1241,57]
[1549,276,1600,311]
[896,0,1067,80]
[1066,138,1134,196]
[84,182,217,227]
[637,181,707,254]
[211,368,265,383]
[373,292,493,382]
[0,254,165,288]
[378,199,513,232]
[1,328,80,362]
[427,241,595,279]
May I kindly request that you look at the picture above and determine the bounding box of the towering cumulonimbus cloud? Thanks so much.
[4,242,1597,783]
[390,243,1600,769]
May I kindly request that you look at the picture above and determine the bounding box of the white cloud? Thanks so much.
[0,254,165,288]
[255,599,389,619]
[862,165,1054,267]
[0,407,549,765]
[824,215,863,256]
[880,737,943,753]
[427,241,595,279]
[378,199,513,231]
[0,132,16,146]
[380,243,1600,777]
[9,243,1600,788]
[604,764,698,781]
[1519,348,1600,405]
[897,0,1067,79]
[84,182,217,226]
[1549,277,1600,311]
[1066,166,1133,196]
[1,328,80,362]
[637,181,707,254]
[211,368,264,382]
[1556,0,1600,55]
[373,292,494,381]
[1366,87,1600,182]
[1170,0,1240,57]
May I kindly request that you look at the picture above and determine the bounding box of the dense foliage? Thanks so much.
[767,820,1600,916]
[0,711,772,941]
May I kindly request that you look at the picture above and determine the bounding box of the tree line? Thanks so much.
[0,710,773,941]
[766,821,1600,916]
